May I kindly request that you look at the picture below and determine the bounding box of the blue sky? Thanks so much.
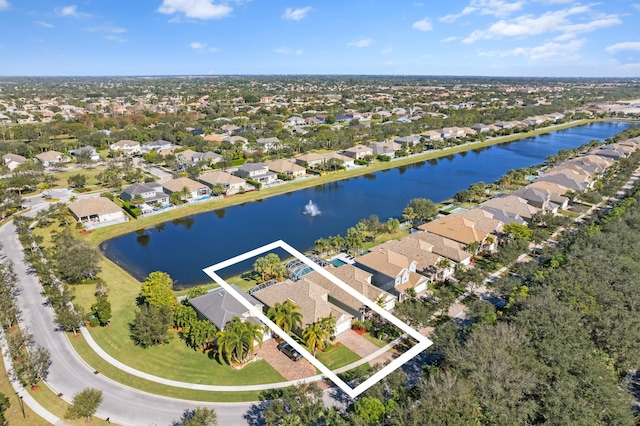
[0,0,639,77]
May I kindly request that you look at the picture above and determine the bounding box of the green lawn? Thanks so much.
[28,381,111,425]
[316,344,361,370]
[50,167,105,188]
[361,332,389,348]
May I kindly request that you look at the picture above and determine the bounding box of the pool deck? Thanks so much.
[328,253,356,265]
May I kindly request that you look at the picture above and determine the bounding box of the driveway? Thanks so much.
[334,330,393,366]
[257,339,316,382]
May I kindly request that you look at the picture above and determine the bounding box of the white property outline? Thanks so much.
[202,240,432,399]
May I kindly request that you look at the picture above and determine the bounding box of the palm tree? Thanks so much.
[302,322,328,356]
[179,185,191,201]
[215,317,263,365]
[130,193,145,207]
[266,300,303,334]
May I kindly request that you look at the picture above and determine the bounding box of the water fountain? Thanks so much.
[303,200,321,216]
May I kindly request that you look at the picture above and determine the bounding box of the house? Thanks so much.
[189,128,205,137]
[198,171,247,195]
[420,130,442,142]
[177,149,199,164]
[267,159,306,177]
[221,124,242,134]
[222,136,249,150]
[475,206,526,226]
[369,141,402,157]
[285,116,306,128]
[234,162,277,185]
[471,123,490,133]
[255,137,280,152]
[442,127,466,138]
[408,231,473,267]
[355,247,429,299]
[295,153,326,168]
[68,197,126,226]
[590,145,627,160]
[494,121,512,129]
[192,151,222,165]
[120,182,169,206]
[189,285,264,331]
[141,140,172,154]
[537,170,590,192]
[377,238,444,282]
[394,135,421,146]
[35,151,68,167]
[511,187,562,212]
[69,146,100,161]
[526,180,572,206]
[322,152,355,168]
[251,279,353,335]
[302,266,396,318]
[342,145,373,160]
[479,195,540,220]
[110,140,141,155]
[2,153,27,171]
[162,177,210,200]
[418,216,491,249]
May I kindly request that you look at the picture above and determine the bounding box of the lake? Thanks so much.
[100,121,632,286]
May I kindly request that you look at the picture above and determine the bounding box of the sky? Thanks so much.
[0,0,639,77]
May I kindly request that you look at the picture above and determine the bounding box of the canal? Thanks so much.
[100,121,631,286]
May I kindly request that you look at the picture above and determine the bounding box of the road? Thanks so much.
[1,221,254,425]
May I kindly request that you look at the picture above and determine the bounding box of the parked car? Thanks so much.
[277,341,303,361]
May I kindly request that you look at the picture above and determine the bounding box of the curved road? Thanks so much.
[1,221,254,425]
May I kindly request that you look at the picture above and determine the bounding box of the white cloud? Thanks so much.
[274,47,292,54]
[441,36,458,42]
[158,0,233,20]
[105,35,127,42]
[633,4,640,12]
[617,62,640,70]
[190,42,219,52]
[463,6,620,43]
[295,49,304,55]
[606,41,640,53]
[381,46,393,54]
[34,21,54,28]
[412,17,432,32]
[282,6,311,21]
[348,37,373,48]
[0,0,9,11]
[440,0,524,22]
[479,38,585,61]
[57,5,90,18]
[87,25,127,34]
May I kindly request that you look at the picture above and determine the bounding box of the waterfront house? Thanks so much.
[198,171,247,195]
[302,266,396,318]
[376,238,444,283]
[418,216,491,251]
[162,177,210,200]
[234,163,277,185]
[479,195,540,221]
[512,187,562,212]
[267,159,306,177]
[369,141,402,157]
[252,279,353,335]
[420,130,442,142]
[120,182,169,206]
[355,247,429,299]
[295,153,326,168]
[342,144,373,160]
[68,197,126,226]
[322,152,355,168]
[408,232,472,268]
[189,285,265,331]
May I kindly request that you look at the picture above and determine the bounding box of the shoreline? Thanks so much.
[86,118,603,246]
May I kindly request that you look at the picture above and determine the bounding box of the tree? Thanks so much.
[302,322,329,356]
[67,173,87,189]
[266,300,303,334]
[406,198,438,222]
[503,222,532,241]
[178,407,218,426]
[0,392,9,426]
[209,183,227,196]
[54,303,83,335]
[130,193,145,206]
[91,293,112,326]
[14,346,50,388]
[215,317,263,365]
[65,388,103,421]
[252,253,287,282]
[353,396,386,424]
[130,305,172,348]
[139,271,177,311]
[51,229,101,282]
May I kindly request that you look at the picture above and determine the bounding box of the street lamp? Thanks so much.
[15,392,25,418]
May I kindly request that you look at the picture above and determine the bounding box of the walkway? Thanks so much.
[334,329,394,366]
